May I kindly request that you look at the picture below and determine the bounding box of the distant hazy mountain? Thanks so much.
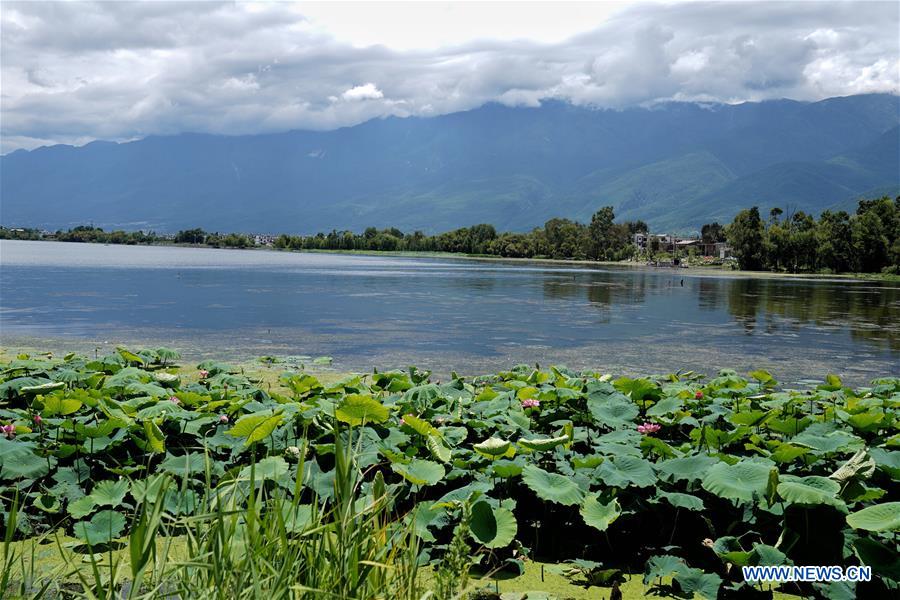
[2,94,898,234]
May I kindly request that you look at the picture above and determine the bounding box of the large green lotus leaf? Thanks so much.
[469,500,517,549]
[586,396,639,429]
[90,479,130,507]
[643,554,686,584]
[426,434,452,463]
[656,491,705,511]
[143,420,166,453]
[646,397,683,417]
[791,423,863,454]
[846,502,900,532]
[137,403,189,419]
[392,459,445,486]
[675,567,722,600]
[67,495,97,519]
[439,426,468,447]
[40,394,82,416]
[131,474,169,504]
[163,489,200,515]
[159,452,211,477]
[748,544,788,566]
[239,456,289,482]
[580,495,621,531]
[402,414,438,436]
[770,443,811,464]
[748,369,775,385]
[155,347,181,362]
[33,493,61,514]
[701,460,776,503]
[728,409,770,427]
[75,510,126,545]
[227,412,284,446]
[521,464,583,505]
[0,376,48,399]
[517,435,569,452]
[401,383,441,404]
[335,394,389,426]
[102,367,145,389]
[473,437,512,458]
[613,377,658,401]
[116,347,146,365]
[597,455,656,488]
[777,475,844,507]
[0,439,54,480]
[868,448,900,479]
[125,381,168,398]
[640,436,677,459]
[492,459,524,478]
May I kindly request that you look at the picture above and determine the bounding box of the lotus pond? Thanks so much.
[0,348,898,599]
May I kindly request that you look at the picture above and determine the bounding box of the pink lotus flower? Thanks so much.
[198,369,209,379]
[399,416,407,426]
[169,396,180,404]
[695,390,704,399]
[521,398,540,409]
[637,422,661,435]
[33,414,42,425]
[219,414,229,424]
[1,424,15,439]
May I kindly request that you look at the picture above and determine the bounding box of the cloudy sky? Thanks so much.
[1,1,898,153]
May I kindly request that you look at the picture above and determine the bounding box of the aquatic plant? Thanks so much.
[0,349,897,598]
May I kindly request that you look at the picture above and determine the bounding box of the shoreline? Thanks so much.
[3,237,898,282]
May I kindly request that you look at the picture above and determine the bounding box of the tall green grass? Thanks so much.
[1,430,480,600]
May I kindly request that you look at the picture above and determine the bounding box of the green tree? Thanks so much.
[852,210,889,272]
[700,222,725,244]
[726,207,765,270]
[816,211,853,272]
[587,206,617,260]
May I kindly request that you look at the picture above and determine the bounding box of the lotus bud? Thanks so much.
[285,445,303,462]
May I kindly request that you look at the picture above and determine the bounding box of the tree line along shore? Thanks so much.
[2,196,898,275]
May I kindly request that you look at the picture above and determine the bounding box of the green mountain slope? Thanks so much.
[1,94,897,233]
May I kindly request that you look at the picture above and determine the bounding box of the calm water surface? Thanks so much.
[1,240,897,383]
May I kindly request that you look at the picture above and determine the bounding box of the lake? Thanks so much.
[1,240,897,384]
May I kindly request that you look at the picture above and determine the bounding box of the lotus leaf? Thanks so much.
[469,500,517,548]
[701,460,777,503]
[473,437,511,458]
[580,495,621,531]
[75,509,126,545]
[517,435,568,452]
[521,464,583,505]
[335,394,389,426]
[392,459,445,486]
[846,502,900,532]
[777,475,844,507]
[227,411,284,445]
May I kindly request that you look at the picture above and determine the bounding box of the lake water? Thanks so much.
[1,240,898,384]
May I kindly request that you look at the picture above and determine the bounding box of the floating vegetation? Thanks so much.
[0,349,897,598]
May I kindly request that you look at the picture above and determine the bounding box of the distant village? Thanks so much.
[632,232,731,259]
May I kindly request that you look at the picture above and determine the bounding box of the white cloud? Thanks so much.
[1,1,897,153]
[341,83,384,101]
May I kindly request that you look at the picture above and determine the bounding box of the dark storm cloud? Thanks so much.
[2,1,898,152]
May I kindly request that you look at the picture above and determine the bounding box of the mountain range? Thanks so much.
[1,93,898,234]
